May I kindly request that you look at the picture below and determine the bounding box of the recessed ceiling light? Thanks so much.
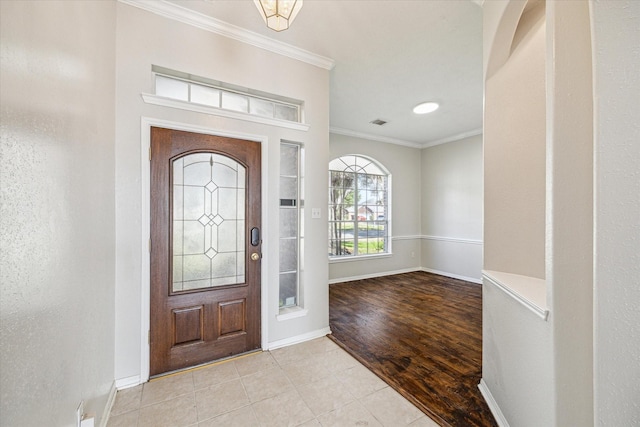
[413,102,439,115]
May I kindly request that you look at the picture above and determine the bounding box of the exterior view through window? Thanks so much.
[329,155,389,258]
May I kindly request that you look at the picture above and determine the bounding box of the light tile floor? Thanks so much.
[107,337,439,427]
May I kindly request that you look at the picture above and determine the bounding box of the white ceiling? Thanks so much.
[168,0,483,148]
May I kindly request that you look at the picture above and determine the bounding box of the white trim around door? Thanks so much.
[139,117,270,383]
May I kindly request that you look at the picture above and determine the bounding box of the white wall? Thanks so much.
[482,2,555,425]
[421,135,483,282]
[483,2,640,426]
[482,280,554,426]
[0,1,116,425]
[328,133,422,282]
[484,1,546,280]
[547,2,594,424]
[591,1,640,425]
[114,2,330,382]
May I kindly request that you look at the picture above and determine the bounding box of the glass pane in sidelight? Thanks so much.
[280,176,297,201]
[279,272,297,307]
[279,208,298,239]
[279,238,298,273]
[280,144,298,177]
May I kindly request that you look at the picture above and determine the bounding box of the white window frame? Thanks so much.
[328,155,392,262]
[277,141,308,320]
[142,66,310,132]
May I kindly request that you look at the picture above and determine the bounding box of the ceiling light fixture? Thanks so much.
[413,102,439,115]
[254,0,303,32]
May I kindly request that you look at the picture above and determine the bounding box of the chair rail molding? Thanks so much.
[421,234,483,245]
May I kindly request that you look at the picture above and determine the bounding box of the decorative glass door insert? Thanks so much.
[172,152,246,292]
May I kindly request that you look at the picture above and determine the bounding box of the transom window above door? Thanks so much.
[328,155,390,259]
[150,66,303,125]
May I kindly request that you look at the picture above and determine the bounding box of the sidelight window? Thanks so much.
[279,142,304,309]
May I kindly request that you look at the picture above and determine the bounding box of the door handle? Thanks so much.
[251,253,260,261]
[251,227,260,246]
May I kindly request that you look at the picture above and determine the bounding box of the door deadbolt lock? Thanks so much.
[251,253,260,261]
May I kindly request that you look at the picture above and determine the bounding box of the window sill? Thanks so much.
[141,94,310,132]
[277,307,308,321]
[329,253,392,264]
[482,270,549,321]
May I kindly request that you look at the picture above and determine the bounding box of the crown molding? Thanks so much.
[330,127,483,149]
[329,127,422,149]
[421,128,483,148]
[118,0,335,70]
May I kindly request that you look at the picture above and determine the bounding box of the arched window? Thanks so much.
[329,155,390,258]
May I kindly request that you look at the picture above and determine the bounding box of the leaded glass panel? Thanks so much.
[172,153,246,292]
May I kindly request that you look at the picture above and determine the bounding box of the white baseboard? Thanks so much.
[329,267,481,285]
[420,267,481,284]
[267,326,332,350]
[114,375,141,390]
[99,381,118,427]
[478,379,510,427]
[328,267,421,285]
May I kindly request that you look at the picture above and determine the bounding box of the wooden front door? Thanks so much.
[150,127,261,376]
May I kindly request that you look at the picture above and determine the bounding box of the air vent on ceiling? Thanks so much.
[370,119,388,126]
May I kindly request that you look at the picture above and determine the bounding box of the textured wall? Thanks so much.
[591,1,640,425]
[0,1,116,425]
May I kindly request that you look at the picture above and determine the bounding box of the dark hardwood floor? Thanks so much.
[329,271,497,427]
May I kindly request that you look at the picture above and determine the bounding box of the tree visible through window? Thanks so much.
[329,155,389,257]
